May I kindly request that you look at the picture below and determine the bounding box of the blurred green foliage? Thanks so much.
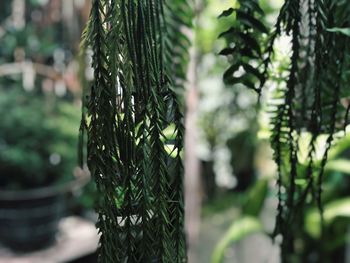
[0,88,80,190]
[211,132,350,262]
[0,0,84,191]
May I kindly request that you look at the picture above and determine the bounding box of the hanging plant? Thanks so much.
[219,0,350,260]
[79,0,192,262]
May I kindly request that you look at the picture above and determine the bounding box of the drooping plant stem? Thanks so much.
[219,0,350,261]
[80,0,191,262]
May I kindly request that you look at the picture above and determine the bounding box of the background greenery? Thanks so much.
[0,88,80,189]
[0,0,86,190]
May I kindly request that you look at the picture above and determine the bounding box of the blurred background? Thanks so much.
[0,0,350,263]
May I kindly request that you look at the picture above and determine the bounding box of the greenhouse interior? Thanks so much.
[0,0,350,262]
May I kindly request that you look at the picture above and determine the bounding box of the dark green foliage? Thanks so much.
[80,0,191,262]
[218,0,268,95]
[220,0,350,261]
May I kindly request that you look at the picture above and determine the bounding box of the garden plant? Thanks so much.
[80,0,350,262]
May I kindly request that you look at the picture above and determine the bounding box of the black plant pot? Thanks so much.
[0,174,88,251]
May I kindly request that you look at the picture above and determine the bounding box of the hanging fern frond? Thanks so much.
[163,1,192,261]
[218,0,269,96]
[80,0,191,262]
[83,1,126,261]
[163,1,192,91]
[219,0,350,260]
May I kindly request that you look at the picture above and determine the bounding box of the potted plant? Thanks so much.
[0,87,84,251]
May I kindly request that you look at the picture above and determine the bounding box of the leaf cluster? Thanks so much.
[219,0,350,260]
[80,0,191,262]
[218,0,268,94]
